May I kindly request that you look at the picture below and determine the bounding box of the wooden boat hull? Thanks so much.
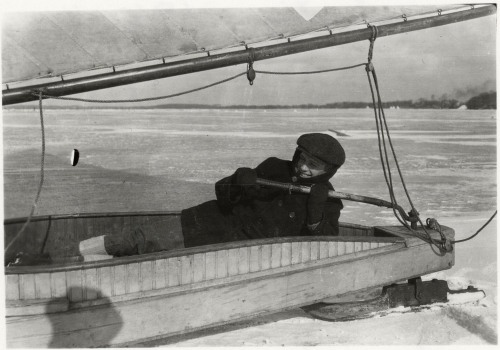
[4,212,454,347]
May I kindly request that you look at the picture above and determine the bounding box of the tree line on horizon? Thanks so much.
[6,92,495,110]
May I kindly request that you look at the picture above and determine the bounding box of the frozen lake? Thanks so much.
[3,107,497,345]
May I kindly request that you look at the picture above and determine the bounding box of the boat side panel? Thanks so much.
[6,240,399,303]
[6,240,453,347]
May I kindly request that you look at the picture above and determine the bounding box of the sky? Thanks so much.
[1,0,497,107]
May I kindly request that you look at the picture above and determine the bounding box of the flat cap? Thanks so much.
[297,133,345,167]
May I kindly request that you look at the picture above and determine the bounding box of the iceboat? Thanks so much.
[2,3,494,348]
[4,211,454,347]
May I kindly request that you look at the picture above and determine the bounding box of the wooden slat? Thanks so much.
[281,242,292,267]
[6,274,20,300]
[66,270,83,302]
[271,244,281,269]
[127,263,141,294]
[50,271,67,298]
[216,250,228,279]
[227,249,239,276]
[180,255,193,284]
[328,241,337,257]
[238,247,250,275]
[261,245,271,270]
[34,273,51,299]
[319,242,328,259]
[113,265,126,296]
[140,261,154,292]
[193,254,206,283]
[249,246,261,272]
[84,268,98,300]
[310,241,319,261]
[19,274,36,300]
[291,242,301,265]
[301,241,311,263]
[363,242,371,251]
[98,266,112,298]
[205,252,216,280]
[354,242,363,253]
[167,257,181,287]
[346,242,355,254]
[153,259,167,290]
[338,241,346,256]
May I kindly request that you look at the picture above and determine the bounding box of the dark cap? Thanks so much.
[297,133,345,167]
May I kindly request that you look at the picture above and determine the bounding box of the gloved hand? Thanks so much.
[234,167,257,187]
[307,182,330,224]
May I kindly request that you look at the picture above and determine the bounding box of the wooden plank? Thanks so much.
[98,266,112,298]
[6,274,20,300]
[363,242,372,251]
[249,246,261,273]
[227,249,239,276]
[113,264,126,296]
[291,242,301,265]
[281,242,292,267]
[153,259,167,290]
[66,270,83,302]
[346,242,355,254]
[205,252,216,280]
[140,261,154,292]
[238,247,250,275]
[167,257,181,287]
[354,242,363,253]
[193,253,206,283]
[271,244,281,269]
[216,250,228,279]
[261,245,271,270]
[180,255,194,285]
[19,274,36,300]
[127,263,141,294]
[328,241,337,257]
[34,273,52,299]
[310,241,319,261]
[301,241,311,263]
[84,268,99,300]
[319,242,328,259]
[338,241,346,256]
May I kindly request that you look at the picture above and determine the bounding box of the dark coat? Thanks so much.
[181,157,343,248]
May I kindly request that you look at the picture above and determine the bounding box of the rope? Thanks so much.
[363,29,450,251]
[32,72,247,103]
[255,63,367,75]
[5,92,46,253]
[452,210,497,244]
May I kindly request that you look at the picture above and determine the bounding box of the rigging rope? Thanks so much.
[32,72,246,103]
[5,92,46,253]
[364,26,451,251]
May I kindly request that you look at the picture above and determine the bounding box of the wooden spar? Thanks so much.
[2,4,495,106]
[256,178,413,221]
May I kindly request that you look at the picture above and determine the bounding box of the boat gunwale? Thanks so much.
[5,233,406,275]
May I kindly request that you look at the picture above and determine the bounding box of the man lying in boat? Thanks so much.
[79,133,345,258]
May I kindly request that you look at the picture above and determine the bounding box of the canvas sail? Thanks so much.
[2,6,463,85]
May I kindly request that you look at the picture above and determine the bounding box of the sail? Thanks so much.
[2,6,462,84]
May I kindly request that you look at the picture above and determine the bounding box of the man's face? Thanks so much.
[295,152,327,178]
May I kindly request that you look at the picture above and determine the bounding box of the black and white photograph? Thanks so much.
[1,0,497,347]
